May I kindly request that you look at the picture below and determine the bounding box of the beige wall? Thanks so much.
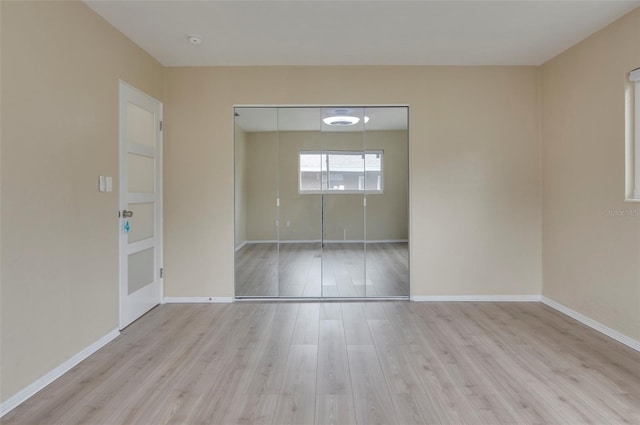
[243,130,408,242]
[0,1,164,401]
[164,66,542,298]
[541,8,640,341]
[234,125,247,248]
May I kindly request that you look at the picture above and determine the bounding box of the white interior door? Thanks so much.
[119,81,163,329]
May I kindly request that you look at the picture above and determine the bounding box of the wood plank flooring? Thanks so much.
[235,243,409,297]
[3,301,640,424]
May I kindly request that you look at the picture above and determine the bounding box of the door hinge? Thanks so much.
[160,268,164,278]
[159,120,163,132]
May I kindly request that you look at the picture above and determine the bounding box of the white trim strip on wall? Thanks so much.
[242,239,409,244]
[163,297,234,303]
[630,75,640,200]
[411,295,541,302]
[234,103,410,108]
[0,329,120,418]
[541,296,640,353]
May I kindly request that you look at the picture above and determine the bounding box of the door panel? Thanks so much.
[127,202,155,243]
[364,107,410,297]
[127,153,155,193]
[119,82,162,329]
[320,108,366,298]
[234,107,279,297]
[128,247,155,295]
[278,108,323,297]
[127,102,156,147]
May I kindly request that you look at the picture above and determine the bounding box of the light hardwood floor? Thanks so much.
[3,301,640,424]
[235,243,409,298]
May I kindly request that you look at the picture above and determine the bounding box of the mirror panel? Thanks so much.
[320,107,366,298]
[364,107,410,297]
[278,108,323,297]
[234,107,279,297]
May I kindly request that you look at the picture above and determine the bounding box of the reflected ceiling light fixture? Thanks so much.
[322,108,371,126]
[323,115,360,126]
[187,34,202,45]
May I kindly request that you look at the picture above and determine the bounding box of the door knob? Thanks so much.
[122,210,134,218]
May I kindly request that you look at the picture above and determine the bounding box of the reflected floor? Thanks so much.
[235,242,409,297]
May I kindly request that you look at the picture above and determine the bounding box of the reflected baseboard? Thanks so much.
[235,296,409,302]
[241,239,408,245]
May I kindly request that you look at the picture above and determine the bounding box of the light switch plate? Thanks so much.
[106,177,113,192]
[99,176,106,192]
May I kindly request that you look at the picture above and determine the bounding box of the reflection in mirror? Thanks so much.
[234,106,409,298]
[277,108,323,297]
[320,107,366,297]
[234,107,279,296]
[364,107,409,296]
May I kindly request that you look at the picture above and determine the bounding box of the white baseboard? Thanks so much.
[541,296,640,353]
[163,297,233,303]
[411,295,541,302]
[234,241,247,252]
[0,328,120,418]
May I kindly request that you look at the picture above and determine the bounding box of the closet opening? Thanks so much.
[234,106,409,299]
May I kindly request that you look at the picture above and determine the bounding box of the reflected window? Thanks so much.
[299,150,383,193]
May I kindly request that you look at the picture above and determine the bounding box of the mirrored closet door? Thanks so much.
[234,106,409,298]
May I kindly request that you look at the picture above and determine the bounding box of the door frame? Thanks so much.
[118,80,164,329]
